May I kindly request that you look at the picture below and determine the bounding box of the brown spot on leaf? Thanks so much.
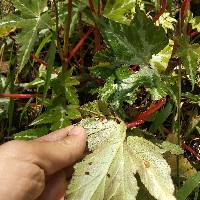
[144,160,150,168]
[107,173,110,178]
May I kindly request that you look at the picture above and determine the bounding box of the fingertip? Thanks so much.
[68,126,86,136]
[36,126,74,142]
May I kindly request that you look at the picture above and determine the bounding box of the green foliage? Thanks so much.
[0,0,50,76]
[66,119,176,200]
[176,36,200,89]
[95,7,168,66]
[1,0,200,198]
[190,16,200,32]
[150,41,174,72]
[104,0,143,24]
[150,103,173,133]
[97,67,176,117]
[51,71,80,105]
[176,172,200,200]
[31,105,81,131]
[14,126,49,140]
[79,100,113,118]
[156,12,177,31]
[160,141,184,155]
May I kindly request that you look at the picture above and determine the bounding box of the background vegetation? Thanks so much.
[0,0,200,199]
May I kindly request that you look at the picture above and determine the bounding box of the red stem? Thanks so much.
[182,143,200,160]
[181,0,190,20]
[191,31,199,37]
[67,28,93,61]
[126,120,144,128]
[88,0,97,15]
[152,0,168,23]
[133,97,167,121]
[0,94,40,99]
[94,28,102,52]
[127,97,167,128]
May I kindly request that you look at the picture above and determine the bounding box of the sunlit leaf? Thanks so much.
[190,16,200,32]
[156,12,177,31]
[104,0,143,24]
[66,119,176,200]
[150,41,174,72]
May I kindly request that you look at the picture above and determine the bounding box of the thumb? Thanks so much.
[31,126,87,175]
[0,126,87,175]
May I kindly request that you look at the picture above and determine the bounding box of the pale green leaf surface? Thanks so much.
[79,119,124,151]
[104,0,143,24]
[66,119,139,200]
[155,12,177,31]
[190,16,200,32]
[127,136,176,200]
[150,41,174,72]
[95,8,168,66]
[160,141,184,155]
[66,119,175,200]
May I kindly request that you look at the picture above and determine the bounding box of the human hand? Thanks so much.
[0,126,86,200]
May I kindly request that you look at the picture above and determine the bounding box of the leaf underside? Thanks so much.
[66,119,176,200]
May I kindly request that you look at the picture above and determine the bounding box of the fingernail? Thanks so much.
[68,126,83,136]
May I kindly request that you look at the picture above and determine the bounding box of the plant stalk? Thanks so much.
[52,0,64,63]
[64,0,73,58]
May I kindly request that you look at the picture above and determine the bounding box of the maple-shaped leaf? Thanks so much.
[31,105,81,131]
[95,7,168,66]
[0,0,50,76]
[176,36,200,89]
[66,119,176,200]
[104,0,143,24]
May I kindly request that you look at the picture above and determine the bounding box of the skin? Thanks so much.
[0,126,86,200]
